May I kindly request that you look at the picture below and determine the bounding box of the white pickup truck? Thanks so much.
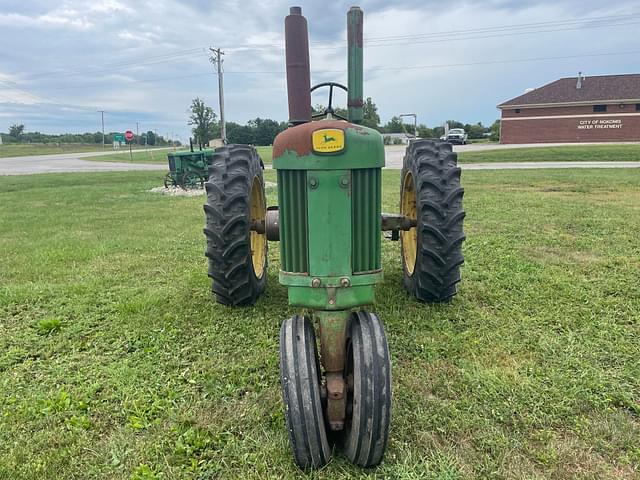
[442,128,468,145]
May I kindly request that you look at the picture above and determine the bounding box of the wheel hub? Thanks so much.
[250,176,267,279]
[400,171,418,275]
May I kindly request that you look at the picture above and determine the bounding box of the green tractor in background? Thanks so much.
[202,6,465,469]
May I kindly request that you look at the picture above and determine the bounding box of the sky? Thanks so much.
[0,0,639,142]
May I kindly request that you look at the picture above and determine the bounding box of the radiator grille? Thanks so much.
[277,170,308,273]
[352,168,381,273]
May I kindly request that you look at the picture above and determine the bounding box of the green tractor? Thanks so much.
[202,6,465,469]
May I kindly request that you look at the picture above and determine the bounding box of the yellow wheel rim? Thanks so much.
[400,171,417,276]
[250,176,267,279]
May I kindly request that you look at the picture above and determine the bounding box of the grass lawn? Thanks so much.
[1,169,638,479]
[87,146,273,166]
[88,149,171,164]
[458,144,640,163]
[81,144,639,167]
[0,144,157,159]
[0,143,109,158]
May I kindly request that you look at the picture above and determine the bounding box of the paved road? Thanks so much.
[0,149,168,176]
[383,142,640,168]
[1,144,639,175]
[457,161,640,170]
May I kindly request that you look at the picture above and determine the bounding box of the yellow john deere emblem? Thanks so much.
[312,128,345,153]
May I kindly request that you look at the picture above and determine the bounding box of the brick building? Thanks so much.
[497,73,640,144]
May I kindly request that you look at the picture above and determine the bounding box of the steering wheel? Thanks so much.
[310,82,348,121]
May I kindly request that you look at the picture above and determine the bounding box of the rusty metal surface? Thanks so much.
[285,7,312,125]
[381,212,417,231]
[325,372,346,430]
[249,219,265,234]
[273,120,368,158]
[318,311,348,372]
[250,208,279,240]
[316,310,349,430]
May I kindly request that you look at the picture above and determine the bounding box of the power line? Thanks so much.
[362,13,640,41]
[8,12,639,83]
[226,13,640,50]
[360,20,640,48]
[224,49,640,73]
[0,79,98,111]
[8,49,638,96]
[371,50,640,71]
[19,47,207,81]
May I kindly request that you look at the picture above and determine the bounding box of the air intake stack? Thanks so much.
[347,6,364,123]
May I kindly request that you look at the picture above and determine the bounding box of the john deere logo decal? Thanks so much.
[312,128,345,153]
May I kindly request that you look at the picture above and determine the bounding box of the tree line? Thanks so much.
[1,124,173,146]
[189,96,500,146]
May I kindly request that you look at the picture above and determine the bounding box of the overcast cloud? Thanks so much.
[0,0,638,141]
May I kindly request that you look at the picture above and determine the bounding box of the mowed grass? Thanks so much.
[0,143,111,158]
[81,144,639,166]
[0,169,639,479]
[458,144,640,163]
[88,146,274,165]
[88,148,172,164]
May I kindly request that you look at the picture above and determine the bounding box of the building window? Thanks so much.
[593,105,607,112]
[636,104,640,111]
[514,108,520,113]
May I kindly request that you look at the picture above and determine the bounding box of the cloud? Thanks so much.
[0,8,94,30]
[1,0,639,137]
[117,30,161,44]
[89,0,133,14]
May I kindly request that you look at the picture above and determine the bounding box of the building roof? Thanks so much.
[498,73,640,108]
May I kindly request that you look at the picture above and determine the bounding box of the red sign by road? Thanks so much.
[125,130,134,141]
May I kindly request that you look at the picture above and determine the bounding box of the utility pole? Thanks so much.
[136,122,139,145]
[209,47,226,144]
[98,110,106,148]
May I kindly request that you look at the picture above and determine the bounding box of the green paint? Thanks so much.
[279,271,382,288]
[286,284,376,310]
[273,126,384,170]
[347,8,363,124]
[274,116,384,311]
[307,170,352,277]
[277,169,308,273]
[352,168,382,272]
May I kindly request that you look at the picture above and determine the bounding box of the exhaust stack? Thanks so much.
[285,6,312,125]
[347,6,363,124]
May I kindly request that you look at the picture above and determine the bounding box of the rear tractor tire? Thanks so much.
[203,145,267,306]
[400,139,466,303]
[182,171,204,190]
[164,172,176,188]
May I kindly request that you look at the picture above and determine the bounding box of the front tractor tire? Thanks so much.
[342,311,391,467]
[280,315,332,469]
[400,140,466,303]
[203,145,267,306]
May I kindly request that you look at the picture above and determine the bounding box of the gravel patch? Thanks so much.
[148,181,276,197]
[148,186,204,196]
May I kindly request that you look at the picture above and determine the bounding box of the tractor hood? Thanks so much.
[273,120,385,170]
